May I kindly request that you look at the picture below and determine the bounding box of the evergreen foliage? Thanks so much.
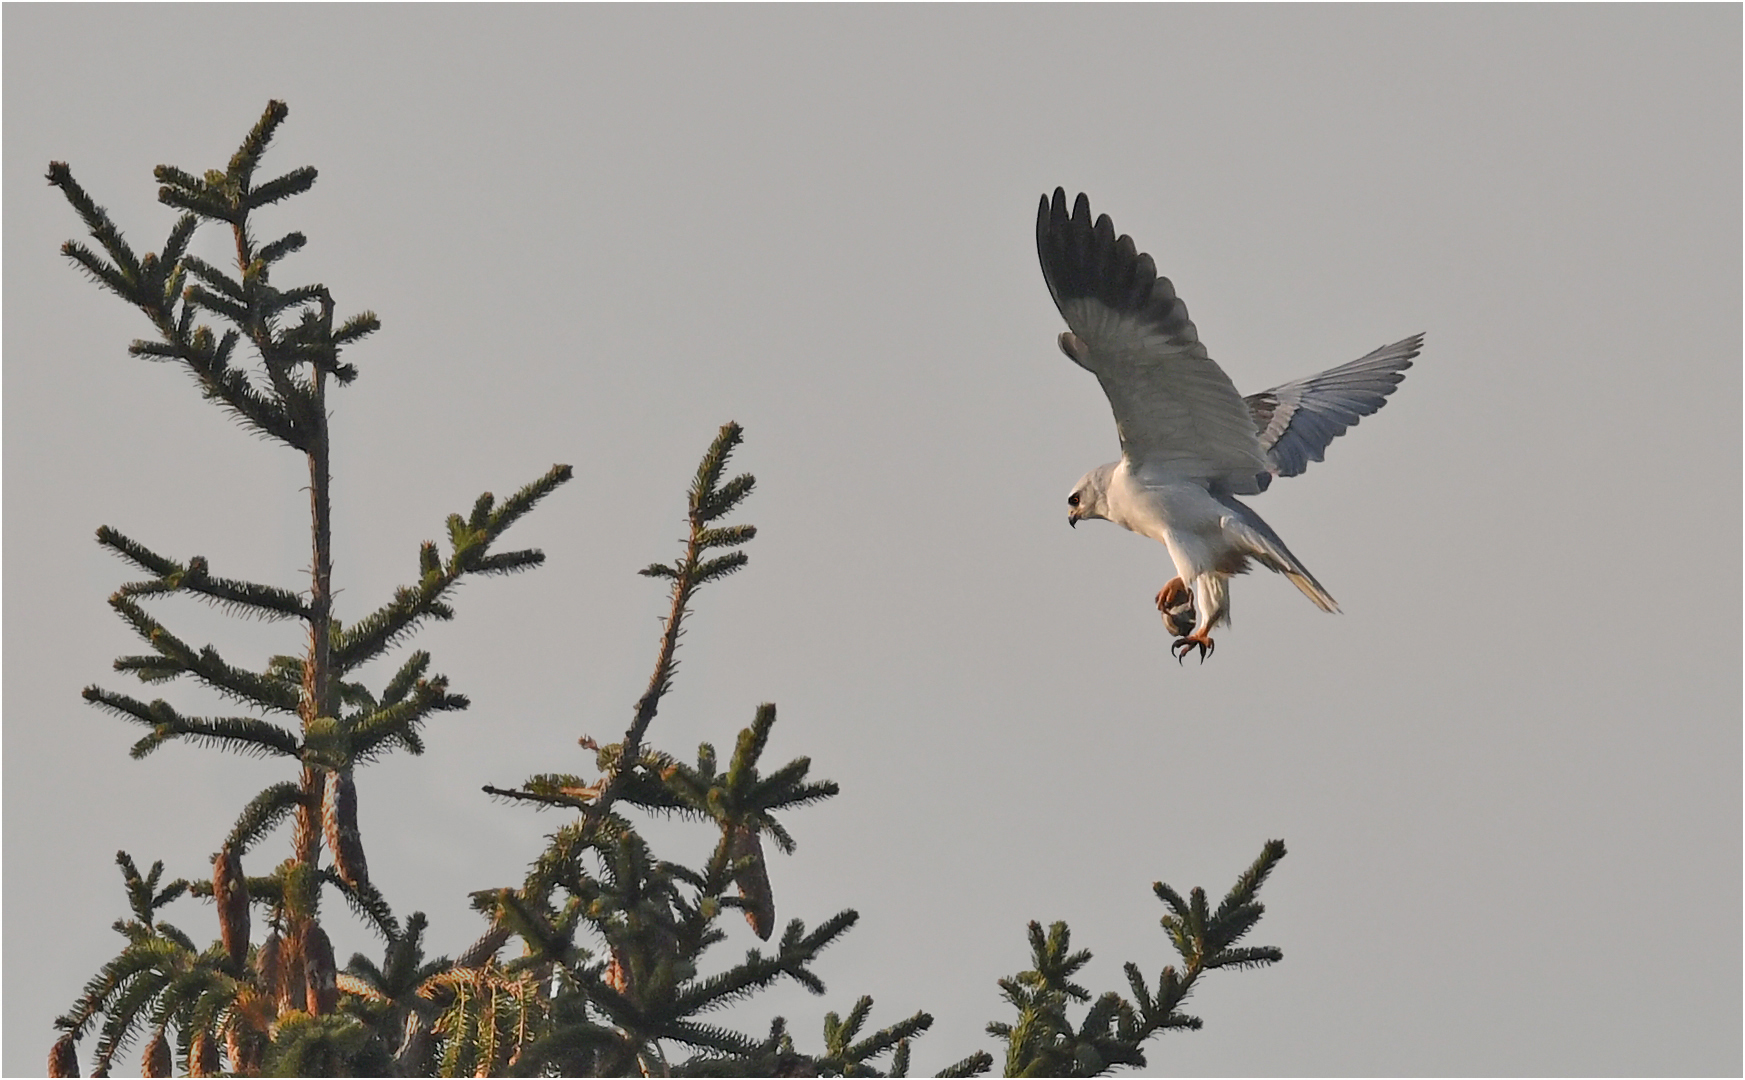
[48,102,569,1077]
[987,841,1287,1076]
[49,103,1288,1077]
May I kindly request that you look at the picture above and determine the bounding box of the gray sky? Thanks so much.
[5,6,1739,1076]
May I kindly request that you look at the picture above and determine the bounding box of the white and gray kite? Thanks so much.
[1037,188,1420,661]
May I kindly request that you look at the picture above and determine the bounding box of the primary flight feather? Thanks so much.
[1037,189,1420,660]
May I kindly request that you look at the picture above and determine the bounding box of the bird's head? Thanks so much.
[1066,464,1114,528]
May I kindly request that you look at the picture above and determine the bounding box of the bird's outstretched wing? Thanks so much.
[1037,189,1271,496]
[1245,334,1422,479]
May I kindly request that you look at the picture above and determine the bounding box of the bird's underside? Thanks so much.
[1037,188,1420,661]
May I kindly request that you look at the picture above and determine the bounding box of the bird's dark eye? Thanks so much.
[1067,493,1081,507]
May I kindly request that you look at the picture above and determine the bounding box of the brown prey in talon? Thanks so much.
[1155,577,1196,638]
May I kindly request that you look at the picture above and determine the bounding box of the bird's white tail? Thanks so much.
[1214,493,1341,614]
[1281,567,1340,614]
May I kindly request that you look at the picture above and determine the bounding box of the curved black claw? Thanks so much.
[1171,636,1214,664]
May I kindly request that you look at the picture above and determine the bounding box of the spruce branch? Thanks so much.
[139,713,305,761]
[226,781,307,853]
[816,996,934,1076]
[726,703,775,791]
[1151,880,1190,922]
[482,775,605,812]
[151,167,222,221]
[474,548,548,576]
[378,648,432,707]
[54,850,234,1075]
[263,1011,384,1077]
[677,1016,811,1076]
[1210,837,1286,925]
[99,532,312,619]
[663,908,858,1017]
[319,868,400,942]
[986,842,1287,1075]
[247,165,319,210]
[266,281,330,314]
[330,462,572,675]
[82,686,301,759]
[45,161,144,292]
[88,962,174,1071]
[57,238,137,300]
[257,230,307,266]
[180,253,247,301]
[455,924,516,972]
[228,101,291,190]
[1200,945,1283,971]
[114,851,189,927]
[50,154,316,444]
[599,422,756,820]
[106,594,302,711]
[125,338,183,362]
[52,101,373,456]
[183,282,254,329]
[332,310,380,346]
[476,427,921,1076]
[339,674,467,765]
[492,887,577,967]
[661,1017,764,1058]
[111,653,185,684]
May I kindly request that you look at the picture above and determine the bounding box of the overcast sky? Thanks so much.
[5,6,1739,1077]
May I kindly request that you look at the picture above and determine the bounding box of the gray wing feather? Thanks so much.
[1245,334,1423,478]
[1038,189,1272,495]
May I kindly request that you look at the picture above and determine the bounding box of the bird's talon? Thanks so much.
[1170,634,1214,663]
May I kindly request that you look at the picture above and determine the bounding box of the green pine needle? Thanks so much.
[246,165,318,210]
[225,781,304,853]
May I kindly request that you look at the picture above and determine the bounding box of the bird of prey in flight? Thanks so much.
[1036,188,1420,661]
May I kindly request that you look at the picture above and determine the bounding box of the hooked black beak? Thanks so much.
[1068,512,1078,529]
